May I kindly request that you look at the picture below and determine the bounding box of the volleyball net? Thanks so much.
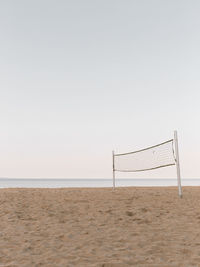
[112,131,182,197]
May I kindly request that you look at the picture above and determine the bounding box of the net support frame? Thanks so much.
[112,130,182,197]
[174,130,182,198]
[112,150,115,190]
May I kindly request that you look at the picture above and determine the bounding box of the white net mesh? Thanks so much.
[114,139,176,172]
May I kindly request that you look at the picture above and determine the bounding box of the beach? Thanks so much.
[0,187,200,266]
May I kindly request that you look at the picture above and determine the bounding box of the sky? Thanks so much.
[0,0,200,179]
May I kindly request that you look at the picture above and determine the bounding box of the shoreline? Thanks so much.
[1,178,200,189]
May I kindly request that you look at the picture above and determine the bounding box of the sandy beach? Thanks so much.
[0,187,200,266]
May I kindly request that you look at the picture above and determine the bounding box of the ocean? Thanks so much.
[0,178,200,188]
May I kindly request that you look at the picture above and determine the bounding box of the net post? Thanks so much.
[112,150,115,190]
[174,130,182,198]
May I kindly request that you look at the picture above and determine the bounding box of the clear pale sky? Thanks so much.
[0,0,200,178]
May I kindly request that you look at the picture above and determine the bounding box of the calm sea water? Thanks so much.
[0,178,200,188]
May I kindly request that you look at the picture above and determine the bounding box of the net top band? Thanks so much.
[114,139,174,157]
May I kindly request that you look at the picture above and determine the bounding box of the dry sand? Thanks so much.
[0,187,200,266]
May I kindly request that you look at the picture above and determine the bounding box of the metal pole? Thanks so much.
[112,150,115,190]
[174,130,182,198]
